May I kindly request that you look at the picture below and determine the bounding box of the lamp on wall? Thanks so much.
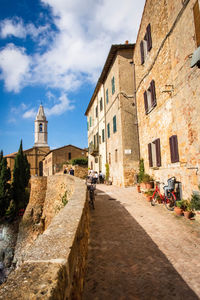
[191,46,200,68]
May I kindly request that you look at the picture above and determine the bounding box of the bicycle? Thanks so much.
[86,177,96,209]
[151,177,177,211]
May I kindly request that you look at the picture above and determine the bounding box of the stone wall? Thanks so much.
[0,175,89,300]
[134,0,200,198]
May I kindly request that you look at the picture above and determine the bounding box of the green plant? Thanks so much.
[144,190,153,196]
[105,163,109,181]
[138,159,145,183]
[176,200,184,209]
[191,193,200,211]
[181,200,192,212]
[142,173,153,183]
[71,158,88,166]
[62,191,68,206]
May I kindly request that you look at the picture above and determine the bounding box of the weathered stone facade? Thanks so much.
[43,145,87,176]
[85,44,139,187]
[134,0,200,197]
[0,175,89,300]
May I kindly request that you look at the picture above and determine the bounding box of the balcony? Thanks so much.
[89,143,99,156]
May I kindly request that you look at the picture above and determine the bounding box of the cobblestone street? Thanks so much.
[83,184,200,300]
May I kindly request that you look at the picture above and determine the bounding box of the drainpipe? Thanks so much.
[131,60,141,161]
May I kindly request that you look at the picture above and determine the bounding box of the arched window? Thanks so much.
[39,123,43,132]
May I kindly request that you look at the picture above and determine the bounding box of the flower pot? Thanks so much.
[137,185,141,193]
[174,206,183,216]
[146,195,152,202]
[183,211,192,219]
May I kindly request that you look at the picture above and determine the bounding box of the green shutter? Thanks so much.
[107,123,110,138]
[106,89,109,104]
[112,77,115,94]
[102,129,105,143]
[113,115,117,133]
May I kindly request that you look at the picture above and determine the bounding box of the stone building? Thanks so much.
[43,145,87,176]
[134,0,200,197]
[85,43,139,187]
[5,105,50,176]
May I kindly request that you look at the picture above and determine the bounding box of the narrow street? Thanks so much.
[83,184,200,300]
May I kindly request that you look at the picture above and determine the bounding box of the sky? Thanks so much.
[0,0,145,155]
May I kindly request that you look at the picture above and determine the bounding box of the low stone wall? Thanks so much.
[0,175,89,300]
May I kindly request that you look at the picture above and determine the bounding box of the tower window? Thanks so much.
[39,123,43,132]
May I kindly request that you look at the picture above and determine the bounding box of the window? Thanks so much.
[115,149,118,163]
[140,23,152,64]
[113,115,117,133]
[39,123,43,132]
[102,129,105,143]
[87,121,89,131]
[193,1,200,47]
[94,135,96,148]
[106,89,109,104]
[112,76,115,94]
[107,123,110,138]
[100,97,103,111]
[148,138,161,167]
[144,80,157,114]
[68,152,71,160]
[96,132,99,146]
[96,105,98,118]
[89,116,92,127]
[169,135,179,163]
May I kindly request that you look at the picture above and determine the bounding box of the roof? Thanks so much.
[85,43,135,116]
[44,144,87,158]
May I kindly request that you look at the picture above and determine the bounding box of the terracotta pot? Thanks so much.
[174,206,183,216]
[140,182,146,189]
[137,185,141,193]
[183,211,192,219]
[145,183,152,190]
[146,195,152,202]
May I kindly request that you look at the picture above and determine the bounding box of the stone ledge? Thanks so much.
[0,176,89,300]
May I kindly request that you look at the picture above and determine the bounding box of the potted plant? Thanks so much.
[142,173,154,190]
[144,190,153,202]
[182,200,193,219]
[174,200,184,216]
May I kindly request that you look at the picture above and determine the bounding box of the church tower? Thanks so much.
[34,105,48,147]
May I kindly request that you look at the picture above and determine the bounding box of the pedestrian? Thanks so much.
[69,167,74,176]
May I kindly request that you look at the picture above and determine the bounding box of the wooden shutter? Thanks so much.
[150,80,157,107]
[143,91,148,114]
[148,143,153,167]
[155,138,161,167]
[169,135,179,163]
[193,1,200,47]
[147,23,152,51]
[140,41,144,64]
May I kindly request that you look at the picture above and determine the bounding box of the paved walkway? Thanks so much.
[82,184,200,300]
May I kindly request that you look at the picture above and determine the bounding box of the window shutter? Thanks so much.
[170,135,179,163]
[148,143,153,167]
[155,138,161,167]
[140,41,145,64]
[146,23,152,51]
[150,80,157,107]
[193,1,200,47]
[143,91,148,114]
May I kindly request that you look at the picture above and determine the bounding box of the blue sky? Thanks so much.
[0,0,145,155]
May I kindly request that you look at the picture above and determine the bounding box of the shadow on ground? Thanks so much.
[82,189,199,300]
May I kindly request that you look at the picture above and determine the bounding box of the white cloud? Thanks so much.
[0,0,145,95]
[0,17,50,40]
[45,93,75,116]
[23,108,37,119]
[22,93,74,119]
[0,44,31,92]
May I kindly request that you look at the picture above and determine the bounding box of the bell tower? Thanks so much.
[34,105,48,147]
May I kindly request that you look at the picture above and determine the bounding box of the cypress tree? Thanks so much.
[0,151,11,217]
[12,140,30,212]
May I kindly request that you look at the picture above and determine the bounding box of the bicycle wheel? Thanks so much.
[164,191,176,211]
[89,190,95,209]
[151,192,159,206]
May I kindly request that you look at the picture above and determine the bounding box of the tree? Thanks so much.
[12,140,30,212]
[0,151,11,217]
